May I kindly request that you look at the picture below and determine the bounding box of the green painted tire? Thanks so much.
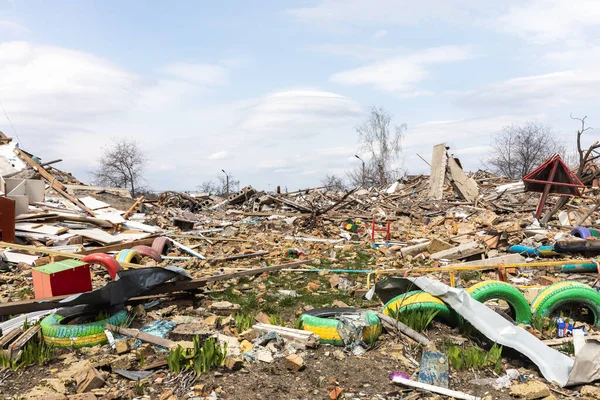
[41,307,128,348]
[531,281,587,311]
[466,281,532,324]
[382,290,457,324]
[299,307,382,346]
[531,282,600,326]
[591,228,600,238]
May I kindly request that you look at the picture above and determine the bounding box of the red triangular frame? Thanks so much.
[522,154,584,196]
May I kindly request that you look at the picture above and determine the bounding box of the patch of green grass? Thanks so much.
[447,342,503,374]
[167,336,227,376]
[234,313,255,331]
[209,287,259,315]
[340,251,373,270]
[269,315,284,326]
[559,341,575,355]
[460,271,481,283]
[395,309,439,333]
[261,304,279,316]
[134,380,145,396]
[531,313,552,335]
[458,318,476,337]
[0,340,54,371]
[17,287,33,301]
[278,296,296,307]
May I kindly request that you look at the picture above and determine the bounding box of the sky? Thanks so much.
[1,0,599,192]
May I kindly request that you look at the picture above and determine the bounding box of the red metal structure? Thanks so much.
[522,154,585,220]
[371,220,391,241]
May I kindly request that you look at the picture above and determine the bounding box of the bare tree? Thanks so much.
[541,115,600,224]
[197,180,219,194]
[92,138,146,196]
[321,174,346,191]
[487,122,565,180]
[198,174,240,196]
[355,107,406,187]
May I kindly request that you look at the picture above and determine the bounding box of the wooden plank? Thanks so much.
[14,148,97,216]
[0,259,313,316]
[122,196,144,220]
[73,228,122,244]
[430,241,484,261]
[449,254,526,267]
[428,144,448,200]
[15,222,68,235]
[377,313,430,346]
[447,157,479,202]
[105,324,176,349]
[7,325,41,358]
[78,196,111,210]
[542,335,600,346]
[0,327,23,348]
[419,348,449,388]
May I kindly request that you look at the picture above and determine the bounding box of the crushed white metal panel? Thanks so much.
[409,276,574,386]
[0,141,26,176]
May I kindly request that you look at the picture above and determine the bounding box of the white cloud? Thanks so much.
[237,90,362,139]
[374,29,388,38]
[0,20,28,33]
[0,41,138,122]
[330,46,473,92]
[456,70,600,110]
[289,0,491,28]
[495,0,600,45]
[208,151,229,160]
[300,44,400,61]
[159,62,229,85]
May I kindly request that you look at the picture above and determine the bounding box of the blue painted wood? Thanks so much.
[418,349,449,388]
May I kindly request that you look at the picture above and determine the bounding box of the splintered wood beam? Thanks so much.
[122,196,145,220]
[14,148,96,216]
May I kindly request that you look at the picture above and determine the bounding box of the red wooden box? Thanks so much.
[32,259,92,299]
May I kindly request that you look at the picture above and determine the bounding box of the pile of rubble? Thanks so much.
[1,135,600,400]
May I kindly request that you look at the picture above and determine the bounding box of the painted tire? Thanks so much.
[590,228,600,238]
[530,281,587,311]
[152,237,172,255]
[382,291,456,324]
[41,306,128,348]
[81,253,121,280]
[571,227,592,239]
[299,308,382,346]
[531,282,600,326]
[115,249,142,264]
[466,281,532,324]
[131,245,162,262]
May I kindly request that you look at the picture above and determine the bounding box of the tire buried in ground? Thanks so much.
[466,280,532,324]
[299,307,382,346]
[381,290,457,324]
[531,282,600,326]
[41,305,129,348]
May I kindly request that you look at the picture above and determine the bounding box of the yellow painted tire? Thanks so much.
[116,249,142,264]
[41,307,128,348]
[382,291,456,324]
[299,308,382,346]
[530,281,587,311]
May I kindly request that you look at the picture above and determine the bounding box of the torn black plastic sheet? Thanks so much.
[51,266,192,308]
[409,277,574,386]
